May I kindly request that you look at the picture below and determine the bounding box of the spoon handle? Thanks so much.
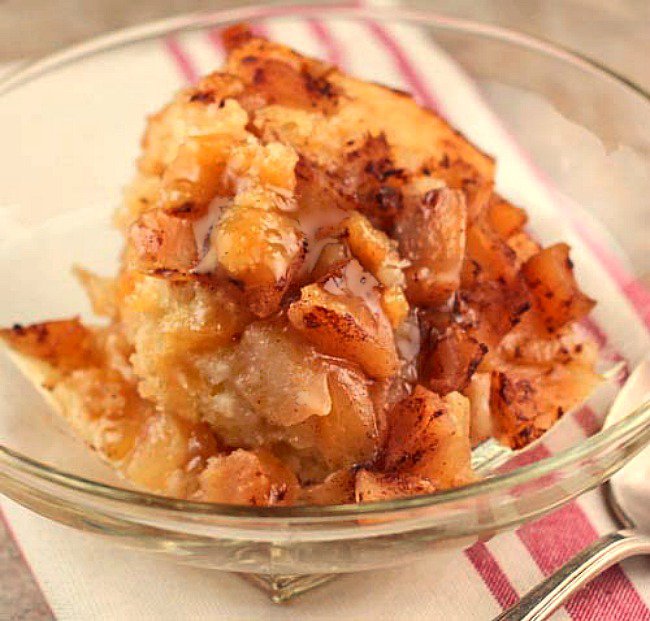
[493,529,650,621]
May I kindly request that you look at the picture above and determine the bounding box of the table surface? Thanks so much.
[1,1,648,619]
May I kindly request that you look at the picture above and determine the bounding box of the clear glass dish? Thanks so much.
[1,4,649,602]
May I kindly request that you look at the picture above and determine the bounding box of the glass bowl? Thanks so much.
[1,4,649,603]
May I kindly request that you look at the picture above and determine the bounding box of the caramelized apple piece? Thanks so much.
[368,376,408,441]
[343,211,405,288]
[463,218,521,286]
[490,361,600,449]
[293,155,348,215]
[499,315,599,367]
[461,219,531,346]
[129,209,199,274]
[214,205,305,316]
[338,134,405,229]
[463,372,493,447]
[294,135,405,228]
[125,412,219,495]
[160,135,232,216]
[487,194,527,239]
[232,321,332,426]
[302,468,356,505]
[421,157,493,223]
[420,323,487,395]
[396,187,467,307]
[355,470,437,503]
[315,365,380,469]
[227,140,298,196]
[295,134,405,230]
[460,285,530,350]
[309,240,350,282]
[288,260,399,379]
[380,285,410,329]
[385,386,474,488]
[522,243,595,333]
[333,211,409,327]
[197,449,299,505]
[507,231,541,265]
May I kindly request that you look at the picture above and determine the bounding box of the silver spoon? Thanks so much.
[495,357,650,621]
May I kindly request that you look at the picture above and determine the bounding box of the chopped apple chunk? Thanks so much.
[490,361,600,449]
[315,365,380,469]
[197,449,299,505]
[215,205,305,316]
[288,260,399,379]
[522,243,595,333]
[232,321,332,426]
[420,323,487,395]
[487,194,527,239]
[302,469,356,505]
[355,470,437,503]
[396,187,467,306]
[385,386,474,488]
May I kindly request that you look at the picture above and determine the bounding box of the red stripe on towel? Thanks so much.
[307,19,345,66]
[363,20,439,112]
[465,542,519,609]
[162,36,198,84]
[206,28,224,55]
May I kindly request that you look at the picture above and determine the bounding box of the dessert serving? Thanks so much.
[0,25,601,506]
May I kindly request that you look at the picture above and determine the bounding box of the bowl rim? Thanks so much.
[2,402,650,520]
[1,2,649,520]
[2,3,649,102]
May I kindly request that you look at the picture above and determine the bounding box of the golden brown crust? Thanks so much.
[0,318,101,374]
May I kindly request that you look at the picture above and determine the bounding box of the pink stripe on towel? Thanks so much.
[162,36,198,84]
[465,542,519,609]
